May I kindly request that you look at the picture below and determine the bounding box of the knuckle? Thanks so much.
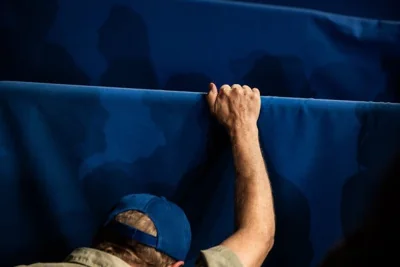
[232,84,244,95]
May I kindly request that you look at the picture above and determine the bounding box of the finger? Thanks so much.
[253,88,260,97]
[220,84,231,95]
[207,83,218,110]
[231,84,242,91]
[231,84,243,95]
[242,85,252,94]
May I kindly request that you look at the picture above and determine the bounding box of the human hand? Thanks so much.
[206,83,261,136]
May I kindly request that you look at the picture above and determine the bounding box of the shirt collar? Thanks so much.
[65,247,131,267]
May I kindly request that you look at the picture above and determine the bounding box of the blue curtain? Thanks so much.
[1,0,399,101]
[1,0,400,266]
[224,0,400,20]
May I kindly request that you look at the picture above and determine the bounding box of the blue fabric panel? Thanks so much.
[1,0,400,102]
[224,0,400,20]
[1,81,400,266]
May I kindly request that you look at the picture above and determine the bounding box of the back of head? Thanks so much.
[93,194,191,267]
[95,210,176,267]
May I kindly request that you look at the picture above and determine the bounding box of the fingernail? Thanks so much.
[209,82,215,90]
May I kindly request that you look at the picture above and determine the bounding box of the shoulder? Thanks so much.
[195,245,243,267]
[15,264,80,267]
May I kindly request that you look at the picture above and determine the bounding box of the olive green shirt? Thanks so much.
[16,246,242,267]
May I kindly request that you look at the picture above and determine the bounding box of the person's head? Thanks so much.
[93,194,191,267]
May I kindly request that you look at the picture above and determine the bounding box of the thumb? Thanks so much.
[207,83,218,112]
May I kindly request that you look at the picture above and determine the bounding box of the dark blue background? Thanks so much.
[1,0,400,266]
[1,0,400,101]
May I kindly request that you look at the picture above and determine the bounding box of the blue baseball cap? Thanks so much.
[103,194,191,261]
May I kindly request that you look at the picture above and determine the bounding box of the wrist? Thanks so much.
[229,123,259,139]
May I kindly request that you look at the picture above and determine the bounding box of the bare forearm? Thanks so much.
[207,83,274,266]
[230,125,275,246]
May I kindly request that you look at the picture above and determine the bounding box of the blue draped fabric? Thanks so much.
[1,0,400,101]
[1,81,400,267]
[224,0,400,20]
[1,0,400,266]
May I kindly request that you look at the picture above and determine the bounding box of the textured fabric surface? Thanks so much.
[1,82,400,267]
[0,0,399,102]
[16,248,131,267]
[198,246,243,267]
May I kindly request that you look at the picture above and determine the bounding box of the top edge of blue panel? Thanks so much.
[2,81,400,109]
[181,0,400,24]
[0,81,200,96]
